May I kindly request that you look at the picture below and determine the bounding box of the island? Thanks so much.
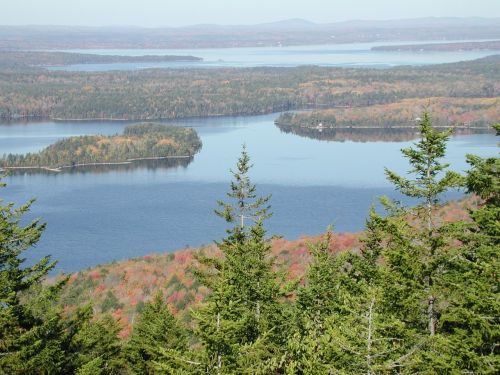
[0,123,202,172]
[275,97,498,142]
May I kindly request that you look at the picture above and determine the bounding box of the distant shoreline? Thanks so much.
[372,40,500,52]
[0,155,193,173]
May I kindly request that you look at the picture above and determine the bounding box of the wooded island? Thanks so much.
[0,123,202,171]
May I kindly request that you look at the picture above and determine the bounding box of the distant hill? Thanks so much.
[1,17,499,49]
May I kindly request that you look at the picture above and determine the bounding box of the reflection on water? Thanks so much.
[3,157,193,176]
[276,123,494,143]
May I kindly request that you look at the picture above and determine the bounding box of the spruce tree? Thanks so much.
[0,176,117,374]
[70,313,125,374]
[430,123,499,372]
[364,112,500,372]
[185,147,285,374]
[382,111,462,337]
[125,292,187,374]
[0,175,64,372]
[278,230,412,374]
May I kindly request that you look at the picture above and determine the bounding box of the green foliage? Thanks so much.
[361,115,498,372]
[384,111,462,221]
[125,292,187,374]
[2,114,498,374]
[70,313,125,374]
[0,175,63,372]
[101,290,124,313]
[0,177,126,374]
[181,147,287,373]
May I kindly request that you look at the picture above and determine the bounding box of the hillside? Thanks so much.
[275,97,499,141]
[58,198,474,338]
[1,56,499,121]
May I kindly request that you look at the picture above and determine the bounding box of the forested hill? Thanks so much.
[58,199,473,337]
[275,97,499,141]
[0,123,202,171]
[0,55,499,121]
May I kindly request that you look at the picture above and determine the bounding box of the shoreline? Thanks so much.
[0,155,192,173]
[275,123,493,130]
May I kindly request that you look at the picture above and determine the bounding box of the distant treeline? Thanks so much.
[0,123,202,169]
[0,51,202,71]
[275,97,500,131]
[0,56,498,121]
[372,40,500,52]
[1,18,499,49]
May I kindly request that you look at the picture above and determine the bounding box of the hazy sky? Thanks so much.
[2,0,500,27]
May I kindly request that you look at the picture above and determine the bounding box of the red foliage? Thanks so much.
[88,270,101,280]
[95,283,106,294]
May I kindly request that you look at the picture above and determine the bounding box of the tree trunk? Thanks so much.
[428,296,435,336]
[217,311,222,375]
[366,298,375,375]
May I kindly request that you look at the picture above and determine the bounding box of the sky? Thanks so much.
[1,0,500,27]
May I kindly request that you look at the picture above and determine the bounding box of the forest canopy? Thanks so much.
[0,56,498,121]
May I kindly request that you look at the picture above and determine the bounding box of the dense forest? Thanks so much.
[0,123,202,170]
[1,116,498,373]
[0,56,498,121]
[0,51,202,71]
[275,97,499,136]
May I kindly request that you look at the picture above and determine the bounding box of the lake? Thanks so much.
[50,40,500,71]
[1,114,497,273]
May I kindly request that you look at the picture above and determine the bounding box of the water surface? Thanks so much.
[1,114,497,273]
[49,40,500,71]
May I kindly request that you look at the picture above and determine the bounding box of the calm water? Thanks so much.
[50,41,500,71]
[1,114,497,273]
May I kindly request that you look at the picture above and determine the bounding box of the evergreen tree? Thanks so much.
[0,175,65,373]
[0,176,120,374]
[381,111,462,337]
[278,230,412,374]
[363,113,499,372]
[184,147,285,374]
[125,292,187,374]
[429,123,499,372]
[70,313,125,374]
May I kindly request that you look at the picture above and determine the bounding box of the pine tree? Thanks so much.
[363,112,500,372]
